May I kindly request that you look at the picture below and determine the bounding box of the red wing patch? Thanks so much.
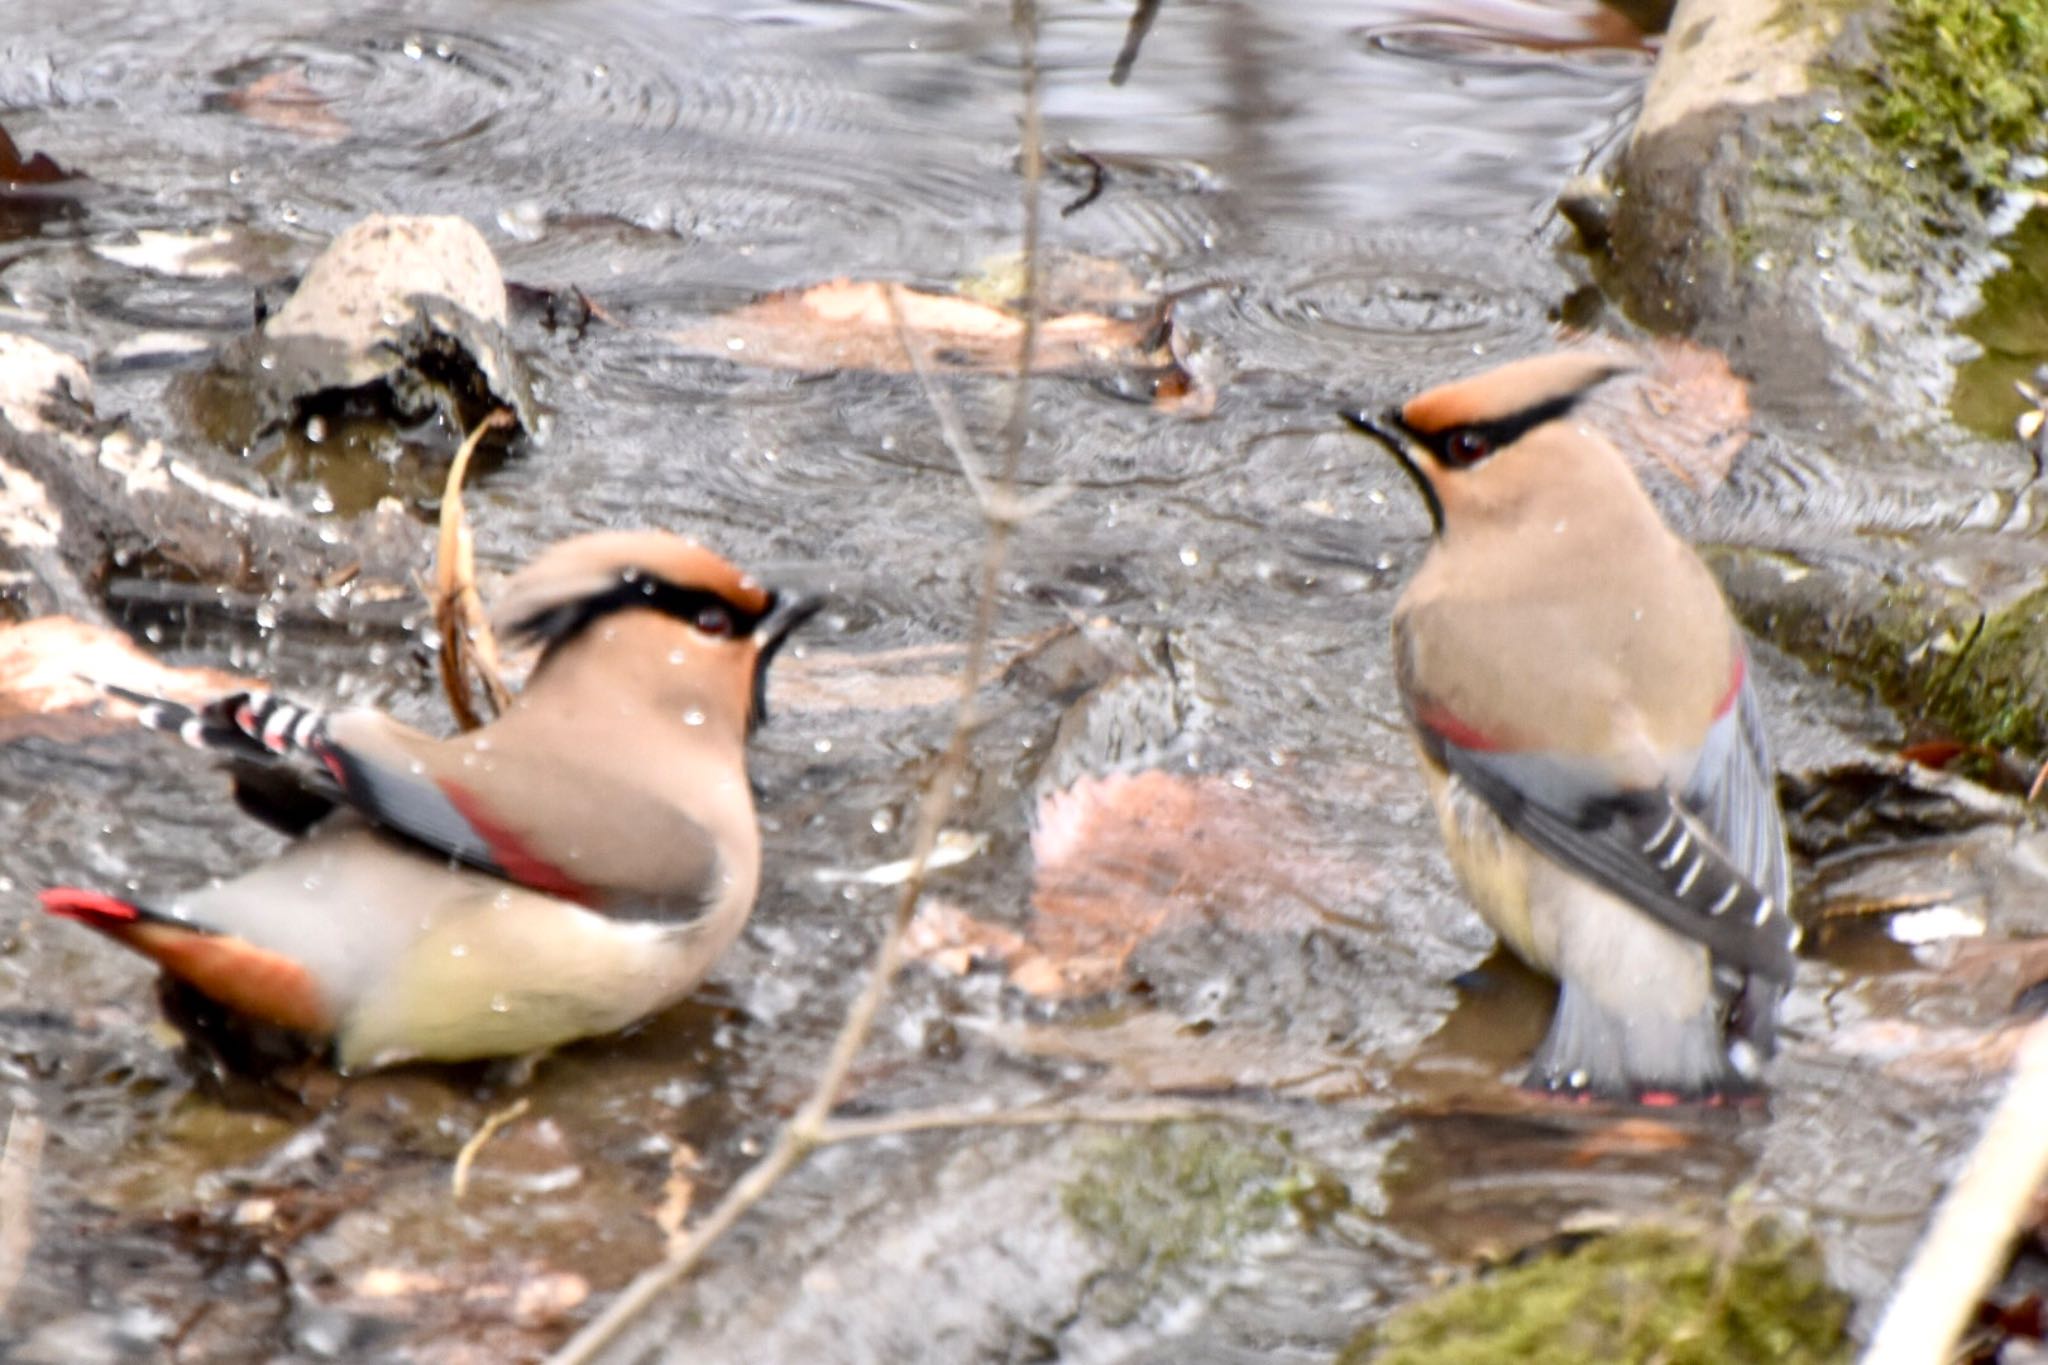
[434,780,595,903]
[1714,647,1747,720]
[1413,701,1507,753]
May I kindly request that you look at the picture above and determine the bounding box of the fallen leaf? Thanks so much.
[0,616,252,743]
[224,66,349,142]
[664,277,1199,405]
[903,898,1036,978]
[907,770,1382,999]
[653,1144,701,1252]
[1573,335,1753,493]
[0,120,76,185]
[1567,1117,1693,1165]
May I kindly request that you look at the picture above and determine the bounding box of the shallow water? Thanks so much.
[1,1,2040,1360]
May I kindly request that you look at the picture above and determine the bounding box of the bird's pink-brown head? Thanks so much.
[493,530,819,733]
[1344,351,1631,532]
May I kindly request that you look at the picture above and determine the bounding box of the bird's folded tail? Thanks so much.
[101,684,335,769]
[39,888,332,1035]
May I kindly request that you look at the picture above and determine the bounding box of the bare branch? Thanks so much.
[813,1097,1263,1145]
[542,8,1052,1363]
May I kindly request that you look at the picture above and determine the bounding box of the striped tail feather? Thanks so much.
[102,684,335,764]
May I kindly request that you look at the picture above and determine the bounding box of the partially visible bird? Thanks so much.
[40,530,819,1072]
[1345,351,1796,1101]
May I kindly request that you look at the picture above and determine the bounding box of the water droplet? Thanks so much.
[304,415,327,444]
[144,624,163,644]
[450,943,469,958]
[813,738,833,753]
[489,994,510,1013]
[254,599,279,631]
[402,35,425,59]
[310,489,335,514]
[870,809,895,834]
[683,708,706,727]
[726,336,746,352]
[227,166,245,185]
[1820,107,1844,125]
[1178,545,1200,567]
[669,649,688,665]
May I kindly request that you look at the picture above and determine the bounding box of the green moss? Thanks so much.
[1061,1125,1347,1320]
[1707,545,2048,760]
[1340,1222,1851,1365]
[1804,0,2048,250]
[1851,0,2048,195]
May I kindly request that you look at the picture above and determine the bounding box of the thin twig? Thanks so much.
[1863,1017,2048,1365]
[882,283,1069,526]
[433,407,516,731]
[542,9,1050,1362]
[451,1096,531,1200]
[1110,0,1163,86]
[0,1107,46,1316]
[814,1097,1261,1145]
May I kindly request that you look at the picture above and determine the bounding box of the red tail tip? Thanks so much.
[39,888,142,925]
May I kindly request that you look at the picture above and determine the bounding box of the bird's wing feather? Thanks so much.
[1683,671,1791,909]
[110,686,721,917]
[1422,727,1797,984]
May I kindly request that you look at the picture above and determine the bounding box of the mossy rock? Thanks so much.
[1061,1124,1347,1322]
[1708,545,2048,760]
[1340,1221,1852,1365]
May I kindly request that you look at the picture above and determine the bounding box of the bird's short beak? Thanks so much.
[749,590,827,729]
[1342,406,1443,536]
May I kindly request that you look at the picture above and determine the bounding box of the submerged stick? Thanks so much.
[0,1108,45,1316]
[432,407,516,731]
[451,1096,532,1201]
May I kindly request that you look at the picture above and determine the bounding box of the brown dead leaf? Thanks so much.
[1567,1116,1693,1165]
[907,770,1381,999]
[0,122,74,185]
[344,1257,589,1343]
[225,66,349,142]
[903,899,1036,978]
[0,616,252,743]
[1572,335,1753,494]
[653,1143,701,1252]
[664,276,1183,383]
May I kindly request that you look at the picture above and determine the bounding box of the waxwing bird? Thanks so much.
[40,531,821,1071]
[1344,352,1796,1101]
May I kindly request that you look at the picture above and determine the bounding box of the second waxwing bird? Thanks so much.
[38,531,821,1071]
[1344,352,1797,1102]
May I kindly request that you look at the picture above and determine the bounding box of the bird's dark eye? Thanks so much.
[1446,429,1491,465]
[695,605,735,637]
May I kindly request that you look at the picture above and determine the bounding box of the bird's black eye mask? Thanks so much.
[504,571,773,655]
[1416,390,1587,470]
[1342,389,1590,536]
